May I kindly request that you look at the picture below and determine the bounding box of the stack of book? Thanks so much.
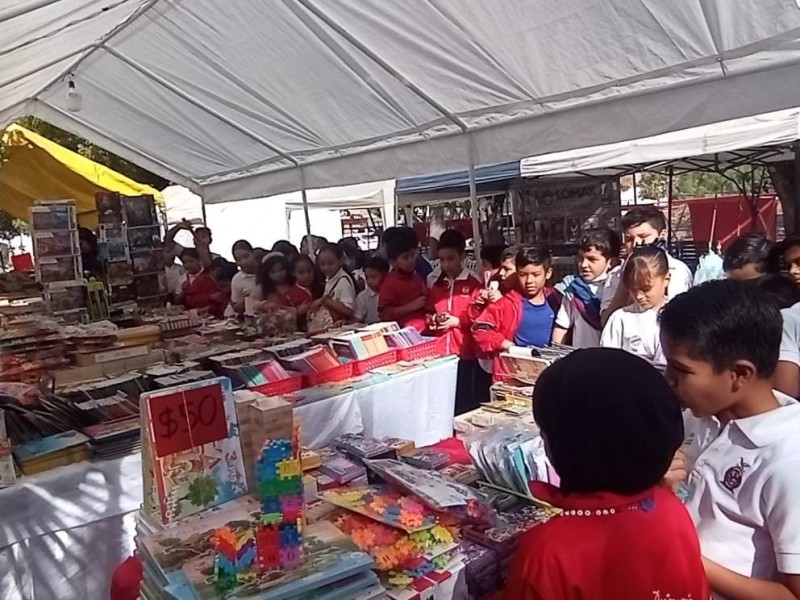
[329,330,390,361]
[279,345,341,374]
[13,430,90,475]
[383,327,426,349]
[0,318,71,381]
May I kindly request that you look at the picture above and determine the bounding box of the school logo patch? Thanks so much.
[721,458,750,493]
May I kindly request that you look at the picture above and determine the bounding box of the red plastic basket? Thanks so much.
[352,350,398,376]
[251,374,304,396]
[302,362,354,387]
[397,338,440,362]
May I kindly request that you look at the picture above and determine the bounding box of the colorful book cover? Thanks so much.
[143,377,249,525]
[141,496,262,578]
[0,411,16,488]
[183,521,373,600]
[13,430,89,462]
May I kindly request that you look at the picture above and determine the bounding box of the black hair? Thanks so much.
[437,229,466,254]
[210,256,228,270]
[212,261,239,283]
[78,227,98,253]
[290,254,325,299]
[723,234,777,274]
[621,206,667,234]
[533,348,683,495]
[195,226,212,236]
[180,248,200,261]
[480,244,507,269]
[659,280,782,378]
[579,228,621,260]
[272,240,299,259]
[752,274,800,309]
[317,244,357,285]
[623,245,669,291]
[386,229,419,262]
[338,240,366,270]
[232,239,253,254]
[364,256,390,275]
[500,245,519,264]
[515,246,552,270]
[778,235,800,257]
[257,254,294,297]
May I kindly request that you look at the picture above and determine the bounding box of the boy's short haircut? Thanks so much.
[533,348,683,495]
[480,244,507,269]
[777,234,800,256]
[752,274,800,310]
[723,234,777,274]
[386,230,419,261]
[579,228,622,259]
[364,256,390,274]
[500,245,520,263]
[437,229,467,254]
[621,206,667,233]
[232,239,253,254]
[180,248,200,261]
[212,261,239,282]
[659,280,782,378]
[515,246,552,270]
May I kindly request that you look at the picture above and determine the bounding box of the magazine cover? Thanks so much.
[30,203,77,231]
[143,377,248,524]
[182,521,373,600]
[96,192,123,225]
[13,430,90,462]
[122,195,158,227]
[142,496,261,577]
[32,230,79,258]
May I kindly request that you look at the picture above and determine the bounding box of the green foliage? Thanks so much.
[15,117,168,189]
[638,172,667,200]
[0,210,27,242]
[186,475,219,507]
[635,166,772,200]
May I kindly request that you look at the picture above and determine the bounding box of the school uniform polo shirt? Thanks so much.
[683,392,800,587]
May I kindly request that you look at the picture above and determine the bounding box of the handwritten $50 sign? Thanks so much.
[149,382,228,458]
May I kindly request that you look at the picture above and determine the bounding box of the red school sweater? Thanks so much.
[426,269,482,358]
[378,268,428,332]
[504,483,710,600]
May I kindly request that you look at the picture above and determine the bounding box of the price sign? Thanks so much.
[149,382,228,458]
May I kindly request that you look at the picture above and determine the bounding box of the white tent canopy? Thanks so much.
[4,1,800,203]
[521,107,800,178]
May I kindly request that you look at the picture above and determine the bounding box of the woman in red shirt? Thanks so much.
[504,348,709,600]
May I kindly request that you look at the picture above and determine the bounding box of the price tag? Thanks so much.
[149,382,228,458]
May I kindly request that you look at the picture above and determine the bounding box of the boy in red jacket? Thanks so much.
[181,249,225,317]
[426,230,487,414]
[379,228,428,332]
[472,246,560,381]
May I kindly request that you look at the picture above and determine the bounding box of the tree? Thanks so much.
[638,172,667,200]
[0,210,27,243]
[15,117,169,189]
[185,474,219,507]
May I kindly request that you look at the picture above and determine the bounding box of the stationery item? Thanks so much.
[402,449,450,471]
[141,377,248,524]
[279,345,341,374]
[320,456,367,484]
[334,434,394,460]
[383,327,426,349]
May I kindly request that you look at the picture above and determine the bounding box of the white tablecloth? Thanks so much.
[294,357,458,449]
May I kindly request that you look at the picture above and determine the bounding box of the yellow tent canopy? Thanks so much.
[0,124,164,227]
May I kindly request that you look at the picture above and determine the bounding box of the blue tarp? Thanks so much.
[396,161,520,194]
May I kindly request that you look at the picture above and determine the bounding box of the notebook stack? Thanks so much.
[329,330,390,361]
[279,345,341,374]
[382,327,426,349]
[0,318,71,381]
[12,430,90,475]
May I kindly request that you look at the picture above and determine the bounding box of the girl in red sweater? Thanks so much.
[504,348,709,600]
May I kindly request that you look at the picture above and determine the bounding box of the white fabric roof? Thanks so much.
[521,107,800,178]
[4,1,800,203]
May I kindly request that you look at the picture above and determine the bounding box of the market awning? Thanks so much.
[396,162,520,195]
[3,1,800,202]
[520,107,800,179]
[0,124,164,226]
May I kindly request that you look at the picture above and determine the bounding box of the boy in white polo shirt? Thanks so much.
[660,280,800,600]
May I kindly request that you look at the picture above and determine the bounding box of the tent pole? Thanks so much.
[468,135,482,258]
[301,170,314,256]
[200,194,208,226]
[667,166,674,249]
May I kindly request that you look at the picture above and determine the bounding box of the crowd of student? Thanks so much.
[158,210,800,599]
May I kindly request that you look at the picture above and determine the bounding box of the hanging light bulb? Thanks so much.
[66,76,82,113]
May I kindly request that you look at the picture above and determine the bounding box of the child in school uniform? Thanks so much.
[286,254,325,331]
[378,228,428,332]
[315,244,357,324]
[660,280,800,599]
[426,230,486,413]
[553,228,620,348]
[472,246,560,381]
[601,246,669,367]
[504,348,709,599]
[355,257,389,325]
